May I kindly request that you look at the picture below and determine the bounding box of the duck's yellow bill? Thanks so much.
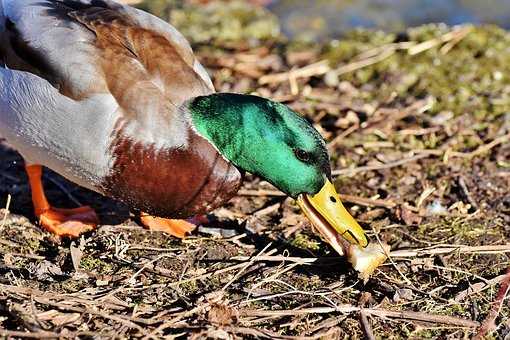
[297,179,368,255]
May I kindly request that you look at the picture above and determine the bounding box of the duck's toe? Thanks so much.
[39,206,99,238]
[140,214,198,238]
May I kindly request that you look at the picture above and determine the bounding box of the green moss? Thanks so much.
[136,0,182,21]
[177,280,199,294]
[324,29,395,65]
[497,160,510,168]
[323,24,510,120]
[80,256,113,274]
[169,0,280,46]
[411,328,443,339]
[25,238,41,253]
[442,303,468,316]
[290,233,320,251]
[417,216,506,245]
[54,278,90,293]
[8,256,29,269]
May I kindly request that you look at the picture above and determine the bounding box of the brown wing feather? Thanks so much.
[73,9,215,129]
[71,8,211,109]
[1,1,212,106]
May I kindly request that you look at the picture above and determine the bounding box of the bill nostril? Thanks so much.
[330,196,337,203]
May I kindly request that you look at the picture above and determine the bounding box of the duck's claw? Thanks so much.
[140,214,197,238]
[39,206,99,238]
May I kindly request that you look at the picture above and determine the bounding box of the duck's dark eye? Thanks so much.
[294,148,311,162]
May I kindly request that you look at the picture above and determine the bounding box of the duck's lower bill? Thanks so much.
[297,179,368,256]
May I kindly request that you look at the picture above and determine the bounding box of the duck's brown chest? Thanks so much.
[101,132,242,218]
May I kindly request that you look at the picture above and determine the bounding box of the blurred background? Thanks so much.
[270,0,510,40]
[130,0,510,41]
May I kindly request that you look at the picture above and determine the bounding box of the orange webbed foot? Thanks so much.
[140,214,198,239]
[25,164,99,238]
[39,206,99,238]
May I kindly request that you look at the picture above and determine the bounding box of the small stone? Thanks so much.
[324,71,339,87]
[430,111,453,125]
[427,200,448,215]
[96,279,109,286]
[393,288,414,302]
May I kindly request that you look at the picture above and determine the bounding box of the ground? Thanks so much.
[0,2,509,339]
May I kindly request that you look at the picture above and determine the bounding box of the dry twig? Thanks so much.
[240,306,478,328]
[473,268,510,339]
[390,244,510,258]
[0,194,11,229]
[332,154,430,176]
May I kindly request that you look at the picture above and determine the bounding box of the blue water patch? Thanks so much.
[267,0,510,39]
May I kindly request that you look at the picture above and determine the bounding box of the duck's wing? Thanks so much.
[0,0,213,106]
[0,0,216,189]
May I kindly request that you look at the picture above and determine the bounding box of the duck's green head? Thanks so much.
[189,93,368,251]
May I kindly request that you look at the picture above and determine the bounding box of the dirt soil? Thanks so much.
[1,2,510,339]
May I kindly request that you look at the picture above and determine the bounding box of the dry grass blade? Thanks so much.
[473,268,510,339]
[408,26,472,55]
[240,306,479,328]
[390,244,510,258]
[259,60,330,85]
[338,194,397,209]
[0,329,63,339]
[360,310,375,340]
[332,154,430,176]
[0,194,11,229]
[365,309,478,328]
[238,189,396,208]
[330,47,396,78]
[464,132,510,158]
[230,254,317,264]
[455,273,509,302]
[222,242,272,290]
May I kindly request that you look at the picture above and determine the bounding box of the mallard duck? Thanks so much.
[0,0,367,253]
